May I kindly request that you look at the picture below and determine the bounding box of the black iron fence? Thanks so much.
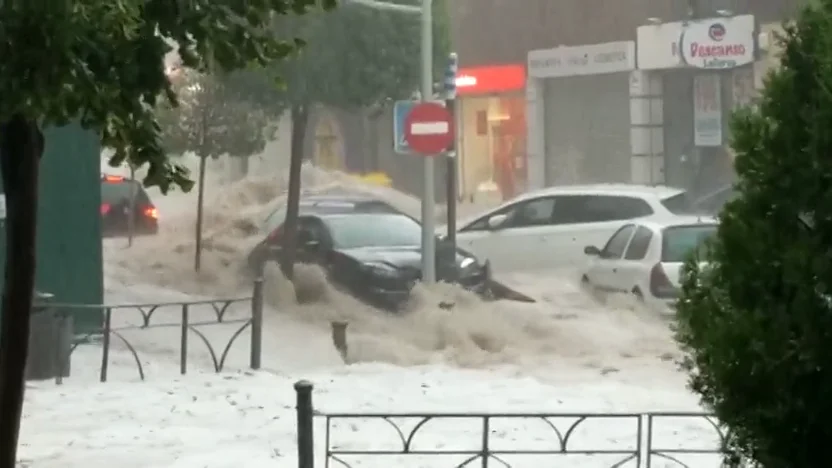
[294,381,745,468]
[32,278,264,384]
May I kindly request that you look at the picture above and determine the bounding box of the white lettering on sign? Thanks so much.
[527,41,635,78]
[410,122,449,135]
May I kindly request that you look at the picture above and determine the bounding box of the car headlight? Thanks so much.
[362,262,400,278]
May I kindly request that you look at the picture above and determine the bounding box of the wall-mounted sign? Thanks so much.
[455,64,525,96]
[637,15,755,70]
[528,41,635,79]
[693,74,723,147]
[680,17,755,69]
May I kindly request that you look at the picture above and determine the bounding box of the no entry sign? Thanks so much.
[404,102,454,155]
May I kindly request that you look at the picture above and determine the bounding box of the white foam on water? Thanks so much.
[102,156,680,372]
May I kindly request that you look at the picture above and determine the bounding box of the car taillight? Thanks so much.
[143,206,158,219]
[100,203,111,215]
[649,263,677,298]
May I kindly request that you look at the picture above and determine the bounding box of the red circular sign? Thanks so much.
[404,102,454,155]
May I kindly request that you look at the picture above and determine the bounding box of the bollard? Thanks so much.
[330,321,348,362]
[295,380,315,468]
[250,277,264,370]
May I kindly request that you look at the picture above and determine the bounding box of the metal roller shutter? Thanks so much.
[543,74,631,185]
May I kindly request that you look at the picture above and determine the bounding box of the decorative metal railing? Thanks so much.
[293,381,746,468]
[32,278,264,384]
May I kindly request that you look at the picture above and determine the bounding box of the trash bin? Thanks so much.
[26,291,72,381]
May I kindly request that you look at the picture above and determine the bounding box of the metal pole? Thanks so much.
[346,0,434,282]
[127,165,136,247]
[419,0,436,283]
[444,52,458,250]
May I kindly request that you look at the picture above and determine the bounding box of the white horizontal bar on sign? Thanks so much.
[410,122,449,135]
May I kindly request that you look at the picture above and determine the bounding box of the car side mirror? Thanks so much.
[487,213,509,230]
[584,245,601,256]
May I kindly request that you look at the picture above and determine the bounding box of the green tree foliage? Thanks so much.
[158,69,282,160]
[273,0,451,108]
[0,1,333,465]
[675,2,832,466]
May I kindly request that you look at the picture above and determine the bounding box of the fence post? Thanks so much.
[295,380,314,468]
[180,303,189,375]
[250,277,264,370]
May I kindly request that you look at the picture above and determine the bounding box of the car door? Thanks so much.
[456,196,558,272]
[616,225,654,292]
[553,195,654,268]
[586,224,636,291]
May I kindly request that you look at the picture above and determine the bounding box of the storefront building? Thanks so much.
[455,64,527,201]
[635,14,761,197]
[526,41,636,189]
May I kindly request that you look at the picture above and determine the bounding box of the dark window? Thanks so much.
[461,197,557,231]
[624,226,653,260]
[505,197,557,227]
[326,214,422,249]
[601,224,635,259]
[582,195,653,222]
[550,195,591,224]
[661,224,718,262]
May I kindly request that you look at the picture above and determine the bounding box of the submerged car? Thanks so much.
[253,211,490,310]
[100,174,159,238]
[582,215,718,313]
[249,193,405,270]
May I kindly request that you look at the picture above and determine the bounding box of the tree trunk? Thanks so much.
[281,103,309,281]
[0,114,44,468]
[194,155,207,272]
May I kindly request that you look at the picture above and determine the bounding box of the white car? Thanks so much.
[581,216,718,312]
[454,184,694,272]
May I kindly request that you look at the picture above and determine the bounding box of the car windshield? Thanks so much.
[326,214,422,249]
[659,191,696,215]
[661,224,718,262]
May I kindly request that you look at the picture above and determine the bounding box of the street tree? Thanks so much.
[0,0,332,465]
[675,2,832,466]
[270,0,451,280]
[158,69,283,271]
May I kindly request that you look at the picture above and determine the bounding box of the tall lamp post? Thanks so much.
[346,0,436,283]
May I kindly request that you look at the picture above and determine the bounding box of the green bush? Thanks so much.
[675,2,832,467]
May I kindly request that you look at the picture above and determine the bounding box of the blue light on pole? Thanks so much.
[444,52,458,99]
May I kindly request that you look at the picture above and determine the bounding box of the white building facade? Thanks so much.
[526,41,636,189]
[635,14,759,195]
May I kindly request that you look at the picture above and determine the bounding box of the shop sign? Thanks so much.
[455,64,525,96]
[636,15,755,70]
[528,41,635,79]
[680,17,755,69]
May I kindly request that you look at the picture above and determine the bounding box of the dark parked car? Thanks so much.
[101,174,159,238]
[249,193,404,269]
[252,211,490,311]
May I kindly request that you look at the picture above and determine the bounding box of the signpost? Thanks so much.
[393,100,416,154]
[403,102,454,155]
[443,53,458,265]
